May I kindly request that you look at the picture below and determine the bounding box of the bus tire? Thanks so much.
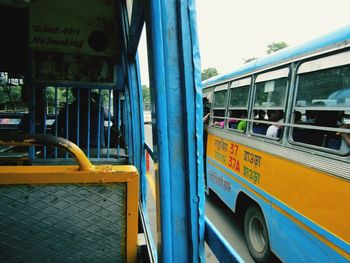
[244,205,272,263]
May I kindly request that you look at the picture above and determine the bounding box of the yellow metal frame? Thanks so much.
[0,164,139,263]
[0,135,94,171]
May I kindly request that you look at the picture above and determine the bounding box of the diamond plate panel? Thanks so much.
[0,183,127,263]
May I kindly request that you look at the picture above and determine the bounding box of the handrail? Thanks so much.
[0,134,94,171]
[205,216,244,263]
[209,116,350,133]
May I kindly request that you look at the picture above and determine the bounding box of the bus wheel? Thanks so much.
[244,206,272,263]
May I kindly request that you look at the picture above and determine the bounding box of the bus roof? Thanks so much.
[202,24,350,88]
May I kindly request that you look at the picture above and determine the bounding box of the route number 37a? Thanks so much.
[228,143,240,172]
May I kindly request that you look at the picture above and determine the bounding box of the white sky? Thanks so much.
[138,0,350,86]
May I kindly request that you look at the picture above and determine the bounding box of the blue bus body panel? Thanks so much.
[255,24,350,70]
[202,62,255,88]
[207,158,349,263]
[269,208,348,263]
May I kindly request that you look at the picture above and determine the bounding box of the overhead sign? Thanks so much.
[29,0,118,84]
[29,0,119,56]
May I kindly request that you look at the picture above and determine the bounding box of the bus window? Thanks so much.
[202,86,214,111]
[292,52,350,153]
[0,74,27,132]
[227,77,250,131]
[47,87,115,158]
[211,84,228,128]
[252,68,289,138]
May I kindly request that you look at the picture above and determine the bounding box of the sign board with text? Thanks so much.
[29,0,119,84]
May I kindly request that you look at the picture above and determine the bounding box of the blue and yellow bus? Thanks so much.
[203,26,350,263]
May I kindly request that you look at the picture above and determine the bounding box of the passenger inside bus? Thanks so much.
[293,101,343,149]
[294,111,302,123]
[213,111,245,129]
[308,105,342,148]
[211,109,225,128]
[213,119,225,128]
[213,110,229,128]
[227,110,247,131]
[266,110,284,138]
[252,109,268,135]
[337,124,350,152]
[237,111,247,131]
[313,110,340,127]
[52,88,107,149]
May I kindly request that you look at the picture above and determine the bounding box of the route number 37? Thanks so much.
[228,143,240,172]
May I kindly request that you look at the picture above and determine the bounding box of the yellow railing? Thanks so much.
[0,134,93,171]
[0,134,139,262]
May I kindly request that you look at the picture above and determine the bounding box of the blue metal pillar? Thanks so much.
[126,54,146,198]
[118,0,148,210]
[28,50,35,160]
[144,0,205,262]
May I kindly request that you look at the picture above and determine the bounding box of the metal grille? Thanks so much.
[0,183,127,263]
[42,87,123,159]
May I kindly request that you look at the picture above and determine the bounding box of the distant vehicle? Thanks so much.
[203,26,350,263]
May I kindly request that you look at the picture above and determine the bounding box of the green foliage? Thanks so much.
[46,87,74,114]
[0,86,24,112]
[99,89,110,106]
[142,85,150,104]
[0,85,113,115]
[0,86,21,104]
[266,42,288,54]
[46,88,112,114]
[201,67,218,81]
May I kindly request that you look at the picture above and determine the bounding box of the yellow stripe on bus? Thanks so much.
[207,133,350,257]
[208,159,350,260]
[208,158,270,204]
[146,172,156,200]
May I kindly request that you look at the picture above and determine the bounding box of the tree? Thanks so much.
[266,42,288,54]
[201,67,218,81]
[45,87,75,114]
[142,85,150,105]
[0,85,22,112]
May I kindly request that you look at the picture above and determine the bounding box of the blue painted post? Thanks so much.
[144,0,172,261]
[28,82,35,159]
[116,93,121,158]
[131,54,148,207]
[97,89,101,159]
[65,87,69,159]
[76,88,80,147]
[87,89,91,157]
[144,0,205,262]
[28,50,35,160]
[54,87,58,158]
[43,87,47,158]
[120,0,148,210]
[107,89,112,158]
